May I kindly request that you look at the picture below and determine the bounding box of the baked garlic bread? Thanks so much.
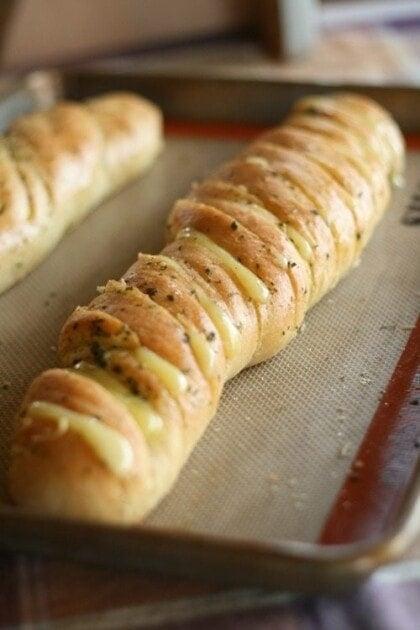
[0,92,162,295]
[8,93,404,523]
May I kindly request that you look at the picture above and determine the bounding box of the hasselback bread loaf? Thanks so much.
[8,93,404,523]
[0,92,162,295]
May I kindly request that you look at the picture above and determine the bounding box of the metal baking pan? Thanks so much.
[61,61,420,132]
[0,69,419,593]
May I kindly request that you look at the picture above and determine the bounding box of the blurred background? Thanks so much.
[0,0,419,86]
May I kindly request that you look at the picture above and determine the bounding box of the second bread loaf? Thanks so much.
[0,92,162,295]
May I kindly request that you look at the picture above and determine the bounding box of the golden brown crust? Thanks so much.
[124,254,226,395]
[0,92,163,295]
[177,193,310,320]
[209,159,339,300]
[254,129,374,244]
[162,236,259,376]
[236,144,358,277]
[8,93,404,522]
[168,198,305,362]
[193,178,334,304]
[333,93,405,174]
[9,369,153,521]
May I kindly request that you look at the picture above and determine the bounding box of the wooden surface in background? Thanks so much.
[0,0,256,71]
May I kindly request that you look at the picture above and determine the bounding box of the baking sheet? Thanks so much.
[0,133,419,545]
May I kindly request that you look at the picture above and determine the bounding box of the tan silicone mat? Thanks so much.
[0,137,419,544]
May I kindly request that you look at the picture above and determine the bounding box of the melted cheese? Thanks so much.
[72,363,163,437]
[178,228,269,304]
[134,346,188,397]
[157,255,240,359]
[178,317,216,378]
[283,224,313,261]
[100,281,188,397]
[191,285,240,359]
[391,173,404,188]
[28,400,134,477]
[245,155,270,168]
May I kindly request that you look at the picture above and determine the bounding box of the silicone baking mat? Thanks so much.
[0,131,418,545]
